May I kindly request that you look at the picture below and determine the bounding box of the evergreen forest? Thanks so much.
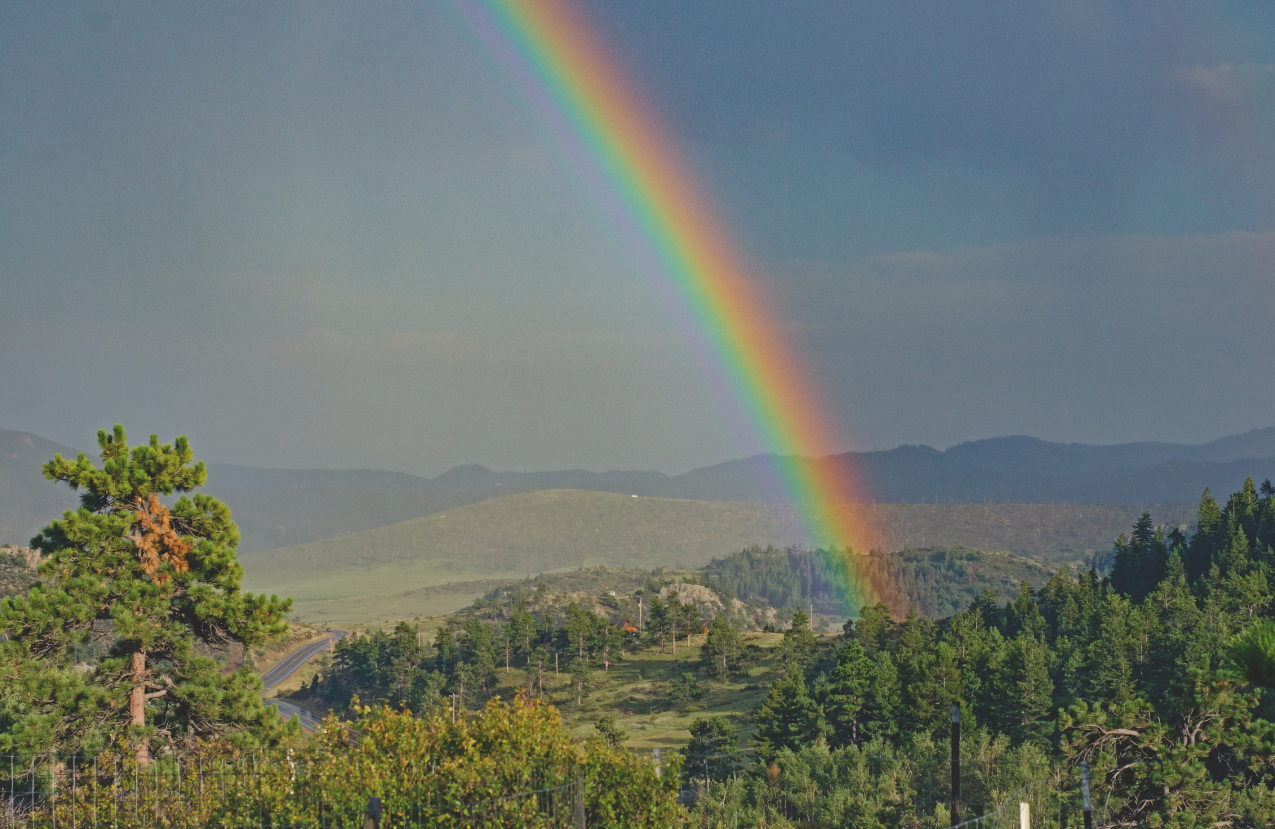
[298,478,1275,827]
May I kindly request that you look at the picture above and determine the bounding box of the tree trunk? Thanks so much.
[130,650,151,765]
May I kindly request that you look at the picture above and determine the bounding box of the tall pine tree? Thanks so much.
[0,427,292,760]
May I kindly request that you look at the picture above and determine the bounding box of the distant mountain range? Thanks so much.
[3,427,1274,551]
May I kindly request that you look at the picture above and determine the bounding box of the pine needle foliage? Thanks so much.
[0,426,294,759]
[1229,617,1275,689]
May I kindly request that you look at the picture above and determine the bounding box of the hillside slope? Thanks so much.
[242,491,1195,624]
[241,490,798,606]
[0,431,81,545]
[216,486,532,554]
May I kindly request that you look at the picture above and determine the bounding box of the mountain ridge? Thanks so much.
[3,427,1274,550]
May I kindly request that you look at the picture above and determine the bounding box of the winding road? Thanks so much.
[268,698,325,731]
[260,629,347,730]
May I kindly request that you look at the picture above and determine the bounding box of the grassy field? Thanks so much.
[242,491,1193,625]
[241,490,799,612]
[223,486,533,554]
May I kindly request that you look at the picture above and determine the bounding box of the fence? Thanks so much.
[949,773,1103,829]
[674,747,1107,829]
[0,754,584,829]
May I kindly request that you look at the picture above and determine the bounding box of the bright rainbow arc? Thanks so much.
[457,0,887,612]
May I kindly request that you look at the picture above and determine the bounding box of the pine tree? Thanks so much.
[1226,478,1261,544]
[0,427,291,760]
[1144,526,1169,599]
[665,590,684,654]
[461,616,496,693]
[685,716,737,782]
[563,602,594,661]
[1005,633,1053,744]
[1086,593,1139,704]
[781,607,818,672]
[700,614,741,680]
[1257,483,1275,565]
[435,625,460,673]
[646,596,672,654]
[1004,580,1045,638]
[862,651,901,742]
[823,639,870,746]
[1143,553,1208,706]
[854,602,892,657]
[1186,490,1223,582]
[507,609,536,662]
[754,663,823,754]
[570,656,593,707]
[1110,532,1137,598]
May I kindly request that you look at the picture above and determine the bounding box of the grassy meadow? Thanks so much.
[241,490,799,615]
[241,488,1188,625]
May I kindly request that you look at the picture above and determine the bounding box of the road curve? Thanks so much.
[259,629,348,730]
[260,629,348,690]
[267,698,324,731]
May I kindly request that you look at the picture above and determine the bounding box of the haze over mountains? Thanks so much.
[3,427,1274,552]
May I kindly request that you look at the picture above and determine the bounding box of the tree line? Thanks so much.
[303,584,744,715]
[688,478,1275,827]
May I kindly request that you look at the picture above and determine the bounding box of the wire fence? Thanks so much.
[949,773,1101,829]
[0,748,1112,829]
[670,747,1114,829]
[0,754,584,829]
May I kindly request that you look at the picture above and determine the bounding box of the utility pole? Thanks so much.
[638,596,644,632]
[951,703,961,828]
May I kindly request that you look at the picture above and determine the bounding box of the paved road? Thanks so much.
[260,629,348,690]
[259,629,347,730]
[267,698,324,731]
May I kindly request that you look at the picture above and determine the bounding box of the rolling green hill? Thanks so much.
[218,486,532,554]
[241,490,1165,625]
[241,490,800,614]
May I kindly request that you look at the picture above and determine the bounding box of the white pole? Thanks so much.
[1019,801,1030,829]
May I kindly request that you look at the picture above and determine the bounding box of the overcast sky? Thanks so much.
[2,2,1274,474]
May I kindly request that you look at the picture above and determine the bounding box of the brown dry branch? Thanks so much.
[127,493,192,585]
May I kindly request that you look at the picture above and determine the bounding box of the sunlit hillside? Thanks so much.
[241,490,799,614]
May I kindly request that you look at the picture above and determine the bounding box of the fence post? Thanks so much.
[951,703,961,828]
[1080,762,1092,829]
[364,795,382,829]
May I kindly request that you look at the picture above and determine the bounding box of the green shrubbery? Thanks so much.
[38,696,682,828]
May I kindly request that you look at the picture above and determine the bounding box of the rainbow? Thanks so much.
[454,0,887,613]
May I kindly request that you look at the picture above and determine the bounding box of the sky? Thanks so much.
[2,1,1274,475]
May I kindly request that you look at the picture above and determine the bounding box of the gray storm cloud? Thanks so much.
[2,2,1273,473]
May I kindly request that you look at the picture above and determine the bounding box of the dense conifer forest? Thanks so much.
[296,478,1275,826]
